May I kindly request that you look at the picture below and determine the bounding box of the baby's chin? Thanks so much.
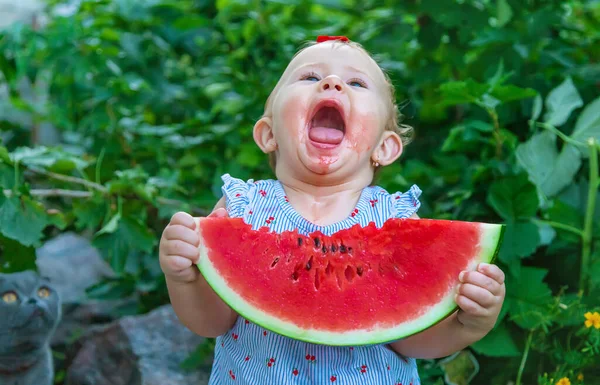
[297,149,364,179]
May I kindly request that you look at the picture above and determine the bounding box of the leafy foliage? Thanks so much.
[1,0,599,384]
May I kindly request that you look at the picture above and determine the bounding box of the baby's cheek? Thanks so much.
[278,92,310,141]
[346,110,381,153]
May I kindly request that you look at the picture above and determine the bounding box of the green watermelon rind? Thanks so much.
[196,220,505,346]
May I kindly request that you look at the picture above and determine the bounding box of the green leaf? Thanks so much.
[472,324,520,357]
[552,293,587,327]
[439,80,486,105]
[590,254,600,292]
[180,339,216,371]
[0,163,16,189]
[0,145,10,164]
[97,213,122,236]
[507,267,553,330]
[498,221,540,274]
[571,96,600,156]
[442,120,494,153]
[10,146,89,171]
[47,209,68,230]
[496,0,513,27]
[73,196,108,231]
[93,215,155,274]
[440,79,535,107]
[531,94,542,121]
[543,77,583,127]
[86,278,135,300]
[536,221,556,246]
[0,235,36,273]
[491,85,536,104]
[547,200,584,243]
[486,175,539,220]
[516,131,582,197]
[0,193,50,247]
[439,350,479,385]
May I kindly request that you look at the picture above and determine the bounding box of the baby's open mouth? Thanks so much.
[308,103,345,146]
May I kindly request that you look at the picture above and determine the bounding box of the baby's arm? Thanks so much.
[389,214,506,359]
[161,198,238,337]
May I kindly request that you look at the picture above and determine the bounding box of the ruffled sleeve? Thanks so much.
[221,174,254,218]
[392,184,422,219]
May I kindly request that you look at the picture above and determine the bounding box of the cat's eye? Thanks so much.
[2,291,18,304]
[37,287,50,298]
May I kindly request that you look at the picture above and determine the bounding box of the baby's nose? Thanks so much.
[321,76,343,92]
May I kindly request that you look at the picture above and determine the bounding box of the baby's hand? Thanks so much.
[455,263,506,333]
[159,208,228,283]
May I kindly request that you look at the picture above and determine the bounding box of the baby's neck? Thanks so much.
[278,178,366,226]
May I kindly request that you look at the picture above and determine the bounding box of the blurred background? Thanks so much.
[0,0,599,384]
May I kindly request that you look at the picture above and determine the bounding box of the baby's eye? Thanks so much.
[348,78,367,88]
[301,72,320,82]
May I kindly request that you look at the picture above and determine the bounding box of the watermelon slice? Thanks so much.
[195,217,504,346]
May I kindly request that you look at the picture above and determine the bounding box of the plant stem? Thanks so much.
[117,195,123,216]
[516,331,533,385]
[3,189,92,198]
[488,108,503,158]
[13,161,18,191]
[28,167,108,192]
[580,138,599,294]
[532,219,584,237]
[536,122,587,149]
[1,189,208,215]
[96,147,106,185]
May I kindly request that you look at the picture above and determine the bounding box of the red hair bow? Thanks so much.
[316,35,349,43]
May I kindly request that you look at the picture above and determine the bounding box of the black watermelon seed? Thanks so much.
[331,244,337,253]
[357,266,363,276]
[340,245,347,253]
[314,237,321,248]
[322,245,327,253]
[306,256,313,271]
[348,247,353,254]
[297,237,303,247]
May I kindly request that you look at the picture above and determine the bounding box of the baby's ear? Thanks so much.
[375,131,403,166]
[253,117,277,153]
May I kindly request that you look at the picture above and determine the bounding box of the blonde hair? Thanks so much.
[263,39,414,169]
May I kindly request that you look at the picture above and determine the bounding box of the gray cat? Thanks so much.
[0,271,61,385]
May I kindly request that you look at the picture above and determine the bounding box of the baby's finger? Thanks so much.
[166,240,200,262]
[459,271,501,295]
[458,283,496,308]
[209,207,229,218]
[164,225,200,246]
[455,294,486,317]
[170,212,196,229]
[477,263,505,284]
[166,255,193,270]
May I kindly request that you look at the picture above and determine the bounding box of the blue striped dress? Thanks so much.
[208,174,423,385]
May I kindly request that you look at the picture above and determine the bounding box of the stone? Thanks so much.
[66,305,211,385]
[36,232,127,346]
[36,232,114,304]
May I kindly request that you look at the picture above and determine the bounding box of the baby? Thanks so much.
[159,36,506,384]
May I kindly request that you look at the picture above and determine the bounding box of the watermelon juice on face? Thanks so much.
[159,36,506,385]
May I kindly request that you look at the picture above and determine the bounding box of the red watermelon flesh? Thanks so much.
[195,217,504,346]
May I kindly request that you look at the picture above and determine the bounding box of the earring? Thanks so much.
[371,159,380,168]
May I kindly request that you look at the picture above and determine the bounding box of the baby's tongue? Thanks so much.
[309,126,344,144]
[308,107,345,144]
